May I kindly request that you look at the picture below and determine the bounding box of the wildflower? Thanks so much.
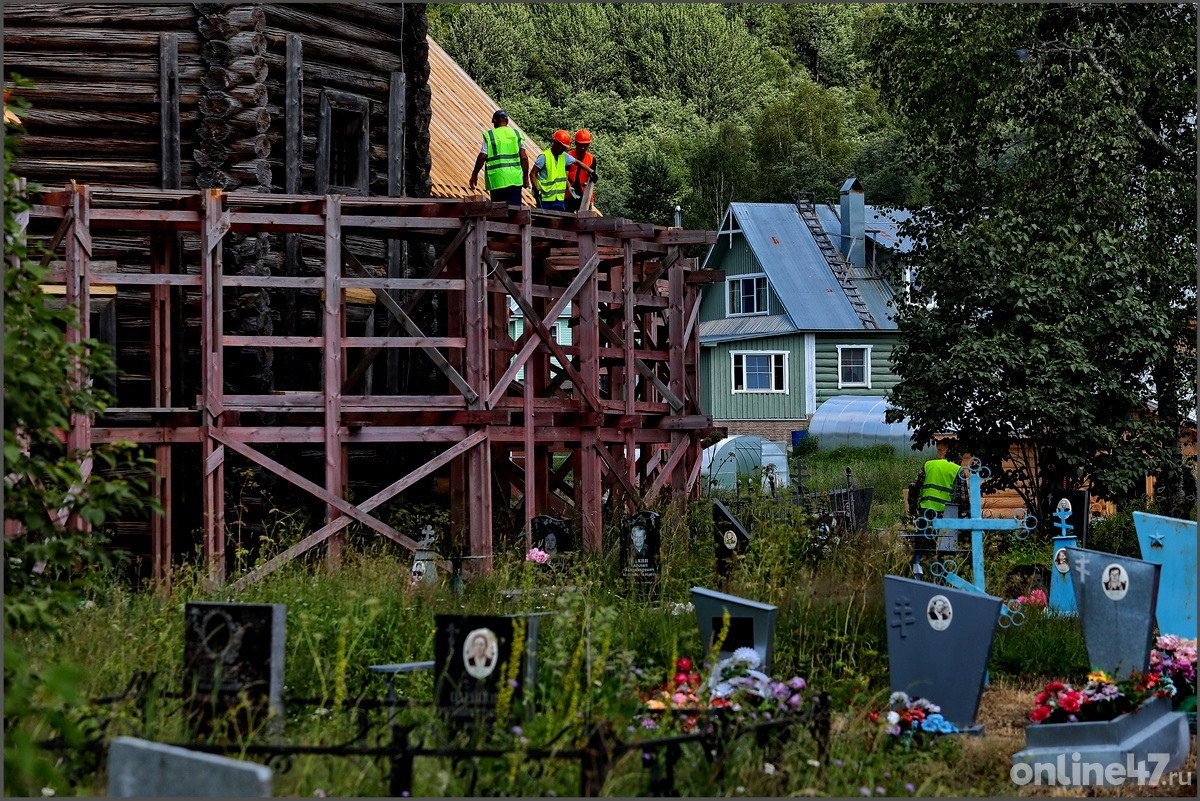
[641,717,657,730]
[508,679,519,688]
[806,759,821,767]
[764,762,776,775]
[859,787,872,796]
[787,676,807,691]
[905,783,916,793]
[512,726,523,736]
[40,789,55,798]
[525,548,550,564]
[883,771,891,778]
[834,759,844,767]
[876,787,886,795]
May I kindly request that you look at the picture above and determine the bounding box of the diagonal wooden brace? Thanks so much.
[485,247,603,412]
[645,439,691,502]
[596,319,684,411]
[487,251,600,408]
[592,441,640,507]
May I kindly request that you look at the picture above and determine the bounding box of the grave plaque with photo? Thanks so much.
[411,525,440,587]
[531,515,572,557]
[1066,547,1161,675]
[1134,511,1196,641]
[621,511,661,587]
[883,576,1001,729]
[712,499,750,576]
[1048,489,1089,547]
[435,614,523,728]
[690,587,778,673]
[183,602,286,732]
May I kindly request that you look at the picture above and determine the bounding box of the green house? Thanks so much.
[698,179,912,442]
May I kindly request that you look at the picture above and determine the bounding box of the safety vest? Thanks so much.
[919,458,960,513]
[566,150,595,195]
[539,150,568,203]
[484,126,524,190]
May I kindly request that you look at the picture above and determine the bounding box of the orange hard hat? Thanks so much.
[574,129,592,145]
[551,129,571,147]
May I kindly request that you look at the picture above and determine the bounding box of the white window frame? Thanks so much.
[731,350,789,394]
[725,274,768,317]
[836,344,872,389]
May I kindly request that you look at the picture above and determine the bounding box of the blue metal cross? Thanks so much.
[914,459,1037,593]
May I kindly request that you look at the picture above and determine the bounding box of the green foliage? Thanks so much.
[876,4,1197,520]
[1086,507,1144,560]
[989,610,1090,681]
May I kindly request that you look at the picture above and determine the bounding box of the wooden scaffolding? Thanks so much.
[27,185,718,585]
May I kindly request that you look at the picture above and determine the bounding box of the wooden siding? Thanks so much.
[700,334,807,420]
[698,233,785,320]
[813,332,899,406]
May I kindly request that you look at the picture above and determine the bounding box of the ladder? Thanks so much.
[796,201,877,329]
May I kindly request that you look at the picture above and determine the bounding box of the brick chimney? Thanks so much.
[839,177,865,270]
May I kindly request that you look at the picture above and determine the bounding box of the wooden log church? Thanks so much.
[5,3,718,586]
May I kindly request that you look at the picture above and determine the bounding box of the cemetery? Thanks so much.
[8,444,1197,797]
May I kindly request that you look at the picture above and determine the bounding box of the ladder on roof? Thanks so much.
[796,201,878,330]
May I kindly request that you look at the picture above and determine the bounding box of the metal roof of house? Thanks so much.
[428,36,540,206]
[698,313,798,344]
[701,203,896,338]
[815,203,915,254]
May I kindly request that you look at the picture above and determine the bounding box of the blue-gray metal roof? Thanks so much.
[699,313,797,344]
[704,203,896,334]
[815,203,915,255]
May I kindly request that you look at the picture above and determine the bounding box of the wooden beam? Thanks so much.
[323,196,346,567]
[158,33,180,190]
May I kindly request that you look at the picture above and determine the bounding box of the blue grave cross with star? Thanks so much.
[913,459,1037,594]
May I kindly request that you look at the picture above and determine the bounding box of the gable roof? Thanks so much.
[814,203,915,254]
[427,36,541,206]
[700,203,896,342]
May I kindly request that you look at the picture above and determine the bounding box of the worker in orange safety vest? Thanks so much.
[564,129,599,213]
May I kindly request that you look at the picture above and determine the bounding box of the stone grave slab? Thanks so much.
[435,614,531,728]
[531,515,572,556]
[411,524,439,586]
[1066,547,1160,676]
[107,736,272,797]
[621,511,661,589]
[690,587,777,673]
[183,602,286,733]
[712,499,750,576]
[1134,511,1196,640]
[884,575,1002,728]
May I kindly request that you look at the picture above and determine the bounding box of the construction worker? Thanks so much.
[565,129,598,213]
[909,445,967,519]
[469,109,530,206]
[530,129,595,212]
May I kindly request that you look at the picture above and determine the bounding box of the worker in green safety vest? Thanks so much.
[908,445,967,519]
[469,109,530,206]
[530,129,595,212]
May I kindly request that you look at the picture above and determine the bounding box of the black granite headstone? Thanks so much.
[434,614,525,729]
[712,499,751,576]
[1066,547,1160,675]
[1048,489,1089,547]
[883,576,1001,728]
[183,602,286,734]
[621,511,661,588]
[531,515,572,556]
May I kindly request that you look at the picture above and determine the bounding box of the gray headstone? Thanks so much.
[884,575,1001,728]
[690,587,777,673]
[107,736,272,797]
[411,526,440,586]
[184,602,286,732]
[1067,547,1160,675]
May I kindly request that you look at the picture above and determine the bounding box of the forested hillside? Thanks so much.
[429,3,916,228]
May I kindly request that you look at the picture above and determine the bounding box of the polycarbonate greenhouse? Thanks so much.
[701,435,790,493]
[806,395,936,457]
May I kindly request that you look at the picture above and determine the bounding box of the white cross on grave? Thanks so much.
[915,459,1037,593]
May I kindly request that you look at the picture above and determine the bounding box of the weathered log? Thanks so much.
[261,53,389,95]
[201,33,266,61]
[229,135,272,160]
[12,157,162,182]
[202,59,268,90]
[262,28,401,74]
[229,83,269,108]
[197,6,265,39]
[195,168,242,191]
[19,107,170,131]
[193,145,231,168]
[3,29,202,53]
[228,159,273,187]
[199,118,233,144]
[257,3,402,48]
[8,80,202,109]
[2,52,205,83]
[3,5,198,27]
[17,136,162,158]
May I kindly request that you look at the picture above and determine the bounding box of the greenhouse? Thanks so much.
[806,396,936,457]
[701,435,790,493]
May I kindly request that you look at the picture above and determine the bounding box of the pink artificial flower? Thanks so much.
[525,548,550,564]
[1029,589,1048,608]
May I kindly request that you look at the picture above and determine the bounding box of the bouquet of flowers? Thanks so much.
[1150,635,1196,699]
[524,548,550,564]
[871,691,959,748]
[1015,589,1047,609]
[1028,669,1176,724]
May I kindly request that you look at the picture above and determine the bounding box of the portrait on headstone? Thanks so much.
[622,511,661,587]
[531,515,571,556]
[1102,563,1129,600]
[630,523,648,556]
[412,560,428,582]
[1053,548,1070,574]
[927,595,953,631]
[722,529,738,550]
[463,627,499,679]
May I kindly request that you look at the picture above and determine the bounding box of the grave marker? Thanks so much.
[1048,504,1077,616]
[183,602,286,734]
[411,524,439,586]
[531,515,572,556]
[1066,547,1160,675]
[107,736,273,797]
[435,614,537,729]
[884,576,1002,728]
[1134,511,1197,640]
[621,511,661,589]
[690,588,777,673]
[711,499,750,576]
[1048,488,1089,547]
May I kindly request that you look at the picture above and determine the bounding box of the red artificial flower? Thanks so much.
[1058,693,1082,713]
[711,697,731,708]
[1030,705,1052,722]
[911,708,926,721]
[676,657,693,672]
[869,711,879,722]
[674,672,691,688]
[687,672,701,686]
[1035,691,1051,705]
[1045,681,1065,693]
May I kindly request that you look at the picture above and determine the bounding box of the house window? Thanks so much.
[316,90,370,195]
[732,351,787,393]
[726,275,767,316]
[837,345,872,388]
[548,322,560,343]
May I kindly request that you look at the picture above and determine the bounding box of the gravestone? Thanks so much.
[884,575,1001,728]
[531,515,572,557]
[107,736,272,797]
[621,511,661,589]
[1048,488,1089,547]
[1048,505,1077,616]
[1134,511,1197,640]
[434,614,533,729]
[183,602,286,734]
[712,499,750,576]
[690,587,777,673]
[1066,547,1160,675]
[411,525,439,586]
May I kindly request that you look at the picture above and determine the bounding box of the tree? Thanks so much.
[685,121,756,232]
[875,5,1196,519]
